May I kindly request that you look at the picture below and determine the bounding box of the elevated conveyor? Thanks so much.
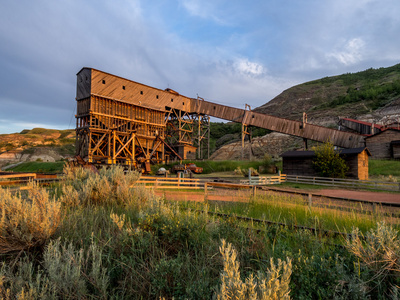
[193,99,365,148]
[76,67,366,168]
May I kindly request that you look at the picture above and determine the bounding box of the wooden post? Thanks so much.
[242,123,245,160]
[252,185,257,198]
[112,130,116,164]
[207,116,210,159]
[131,133,135,166]
[308,193,312,208]
[373,202,378,216]
[303,138,308,150]
[204,182,208,203]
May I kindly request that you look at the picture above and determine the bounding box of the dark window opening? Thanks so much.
[213,106,216,109]
[182,102,185,105]
[156,95,159,99]
[171,99,174,102]
[140,91,143,95]
[122,86,126,90]
[252,115,255,118]
[102,80,106,84]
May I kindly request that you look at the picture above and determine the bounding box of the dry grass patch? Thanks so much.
[0,184,61,254]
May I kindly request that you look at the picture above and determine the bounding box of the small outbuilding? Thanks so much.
[365,129,400,159]
[281,147,371,180]
[392,140,400,159]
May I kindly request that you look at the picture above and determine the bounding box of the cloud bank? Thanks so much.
[0,0,399,133]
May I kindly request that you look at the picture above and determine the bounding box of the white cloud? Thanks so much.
[234,58,266,76]
[180,0,229,25]
[327,38,366,66]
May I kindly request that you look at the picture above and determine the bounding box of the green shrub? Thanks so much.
[345,222,400,297]
[312,141,349,178]
[0,238,108,299]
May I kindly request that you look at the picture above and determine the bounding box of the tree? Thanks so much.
[312,141,349,178]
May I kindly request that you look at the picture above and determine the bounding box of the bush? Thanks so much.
[0,184,61,254]
[345,222,400,297]
[312,141,349,178]
[0,238,108,299]
[61,164,140,207]
[216,239,292,300]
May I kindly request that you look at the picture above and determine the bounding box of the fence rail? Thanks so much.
[137,176,206,189]
[285,175,400,192]
[240,175,287,185]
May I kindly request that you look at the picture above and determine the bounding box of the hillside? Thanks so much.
[0,128,75,169]
[211,64,400,160]
[254,64,400,127]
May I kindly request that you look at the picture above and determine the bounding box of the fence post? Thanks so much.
[204,182,208,204]
[155,178,158,189]
[308,193,312,208]
[252,185,257,198]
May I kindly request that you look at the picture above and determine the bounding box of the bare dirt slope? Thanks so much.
[0,128,75,169]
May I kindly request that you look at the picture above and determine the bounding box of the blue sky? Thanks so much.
[1,0,399,133]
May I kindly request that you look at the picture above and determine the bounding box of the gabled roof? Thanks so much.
[365,128,400,139]
[337,147,371,156]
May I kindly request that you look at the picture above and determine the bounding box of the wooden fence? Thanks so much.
[0,173,37,186]
[285,174,400,192]
[137,176,206,189]
[240,175,287,185]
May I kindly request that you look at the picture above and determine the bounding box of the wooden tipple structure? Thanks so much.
[75,68,366,171]
[75,68,211,171]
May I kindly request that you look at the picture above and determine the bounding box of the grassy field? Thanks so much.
[1,165,400,298]
[369,158,400,178]
[6,161,65,173]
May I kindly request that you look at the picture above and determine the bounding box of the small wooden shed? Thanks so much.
[365,129,400,159]
[281,147,371,180]
[391,140,400,159]
[177,145,197,160]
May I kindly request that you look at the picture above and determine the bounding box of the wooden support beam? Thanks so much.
[114,134,135,159]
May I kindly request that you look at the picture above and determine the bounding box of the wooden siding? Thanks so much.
[393,144,400,159]
[77,68,366,149]
[76,68,91,100]
[366,130,400,158]
[282,150,369,180]
[283,157,318,177]
[339,118,381,135]
[87,68,193,112]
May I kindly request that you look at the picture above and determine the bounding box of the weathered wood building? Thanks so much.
[339,118,382,135]
[75,68,366,170]
[365,129,400,159]
[281,147,371,180]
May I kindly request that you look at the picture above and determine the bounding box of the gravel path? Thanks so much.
[317,189,400,204]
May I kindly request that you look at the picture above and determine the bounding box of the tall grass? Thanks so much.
[1,165,400,298]
[205,193,383,234]
[0,184,61,254]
